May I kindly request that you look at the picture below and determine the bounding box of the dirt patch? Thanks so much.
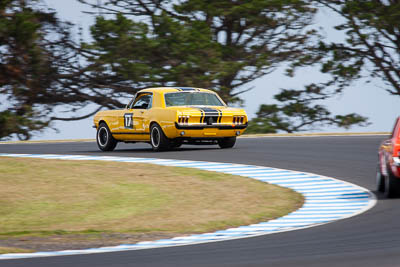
[0,232,184,252]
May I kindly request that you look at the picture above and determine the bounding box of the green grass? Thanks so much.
[0,157,303,252]
[0,247,34,254]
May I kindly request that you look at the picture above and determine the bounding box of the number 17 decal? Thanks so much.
[124,113,134,129]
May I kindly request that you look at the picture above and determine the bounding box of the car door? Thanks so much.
[109,96,137,141]
[130,93,153,140]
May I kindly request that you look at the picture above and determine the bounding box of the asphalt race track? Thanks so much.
[1,135,399,267]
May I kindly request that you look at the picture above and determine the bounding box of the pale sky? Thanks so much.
[25,1,400,140]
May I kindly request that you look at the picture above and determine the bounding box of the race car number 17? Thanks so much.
[124,113,134,129]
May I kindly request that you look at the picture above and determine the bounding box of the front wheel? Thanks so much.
[218,137,236,149]
[96,123,117,151]
[150,124,170,151]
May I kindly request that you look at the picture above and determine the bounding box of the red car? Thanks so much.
[377,117,400,198]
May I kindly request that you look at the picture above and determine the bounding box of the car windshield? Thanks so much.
[165,92,224,107]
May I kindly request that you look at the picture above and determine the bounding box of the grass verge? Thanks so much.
[0,247,34,254]
[0,157,303,253]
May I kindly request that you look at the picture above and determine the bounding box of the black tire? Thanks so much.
[96,122,117,151]
[218,137,236,149]
[384,165,400,198]
[170,139,183,149]
[150,124,170,151]
[376,163,385,193]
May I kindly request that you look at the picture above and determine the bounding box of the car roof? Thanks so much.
[138,87,216,94]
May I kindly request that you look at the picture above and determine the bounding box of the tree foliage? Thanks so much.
[314,0,400,95]
[78,0,317,105]
[248,0,400,134]
[81,0,370,134]
[0,0,82,140]
[2,0,391,139]
[246,85,369,134]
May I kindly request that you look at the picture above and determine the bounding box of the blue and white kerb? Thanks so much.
[0,153,376,260]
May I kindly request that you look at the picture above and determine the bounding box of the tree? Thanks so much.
[246,85,369,134]
[80,0,369,134]
[314,0,400,96]
[2,0,381,140]
[78,0,318,105]
[0,0,84,140]
[247,0,400,134]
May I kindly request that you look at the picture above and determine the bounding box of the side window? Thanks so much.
[132,94,152,109]
[126,97,135,109]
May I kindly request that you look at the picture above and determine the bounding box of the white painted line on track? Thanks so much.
[0,153,376,260]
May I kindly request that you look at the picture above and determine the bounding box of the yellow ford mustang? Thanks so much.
[93,87,248,151]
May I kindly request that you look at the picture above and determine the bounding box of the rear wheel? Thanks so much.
[384,166,400,198]
[376,163,385,192]
[96,122,117,151]
[218,137,236,149]
[150,124,170,151]
[170,139,183,149]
